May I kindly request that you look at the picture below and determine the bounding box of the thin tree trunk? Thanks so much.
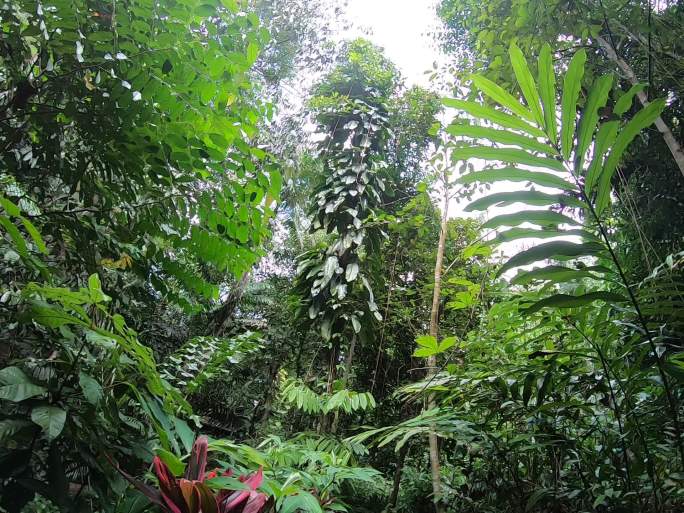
[331,333,357,434]
[426,171,449,513]
[596,35,684,178]
[387,443,409,511]
[318,341,339,433]
[208,271,250,336]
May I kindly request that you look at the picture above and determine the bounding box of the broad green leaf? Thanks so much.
[560,49,587,160]
[173,417,196,454]
[280,491,323,513]
[79,372,103,405]
[446,123,557,155]
[29,303,88,328]
[488,228,596,245]
[31,405,67,440]
[509,43,544,126]
[614,83,646,115]
[0,196,21,217]
[437,336,457,352]
[596,99,666,214]
[20,217,48,254]
[454,146,564,171]
[416,335,438,349]
[442,98,546,138]
[585,121,619,195]
[457,168,576,191]
[538,44,557,143]
[511,265,612,285]
[522,291,627,314]
[0,215,28,258]
[0,383,46,402]
[482,211,580,230]
[498,241,606,276]
[470,75,535,122]
[575,74,613,171]
[205,476,250,491]
[0,366,31,385]
[0,419,32,441]
[156,448,185,476]
[464,191,583,211]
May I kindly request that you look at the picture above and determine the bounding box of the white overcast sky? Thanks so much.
[343,0,445,88]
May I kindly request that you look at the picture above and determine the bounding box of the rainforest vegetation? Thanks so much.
[1,0,683,512]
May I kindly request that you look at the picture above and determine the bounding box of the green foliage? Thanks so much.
[0,0,281,311]
[279,374,376,415]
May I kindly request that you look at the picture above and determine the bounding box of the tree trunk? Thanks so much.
[387,443,409,511]
[426,172,449,513]
[331,333,357,434]
[596,35,684,178]
[207,271,250,336]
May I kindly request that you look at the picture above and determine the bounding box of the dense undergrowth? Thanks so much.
[1,1,683,512]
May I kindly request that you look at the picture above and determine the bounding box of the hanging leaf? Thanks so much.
[470,74,535,122]
[442,98,546,138]
[537,44,557,142]
[509,43,544,126]
[464,191,582,211]
[574,74,613,171]
[31,405,67,440]
[446,123,557,155]
[560,49,587,160]
[498,241,606,276]
[456,168,576,191]
[481,210,580,230]
[596,99,666,213]
[454,146,564,171]
[522,291,627,314]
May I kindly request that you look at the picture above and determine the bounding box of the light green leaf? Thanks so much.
[470,75,535,122]
[538,44,557,143]
[416,335,438,349]
[442,98,546,138]
[437,336,457,352]
[0,383,47,402]
[0,366,31,385]
[454,146,563,171]
[585,121,619,195]
[560,49,587,160]
[509,43,544,126]
[446,123,557,155]
[614,83,646,116]
[79,372,103,405]
[31,405,67,440]
[575,74,613,171]
[482,211,580,230]
[156,448,185,476]
[596,99,665,214]
[457,168,576,191]
[522,291,627,314]
[498,241,606,275]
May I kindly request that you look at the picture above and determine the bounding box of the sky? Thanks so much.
[343,0,445,88]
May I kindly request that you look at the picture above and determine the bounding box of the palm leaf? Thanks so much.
[560,49,587,160]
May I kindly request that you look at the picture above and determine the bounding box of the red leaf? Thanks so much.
[185,436,209,481]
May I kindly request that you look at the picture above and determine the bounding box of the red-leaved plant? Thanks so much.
[112,436,270,513]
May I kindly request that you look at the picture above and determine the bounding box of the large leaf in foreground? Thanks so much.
[522,292,627,314]
[498,241,606,276]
